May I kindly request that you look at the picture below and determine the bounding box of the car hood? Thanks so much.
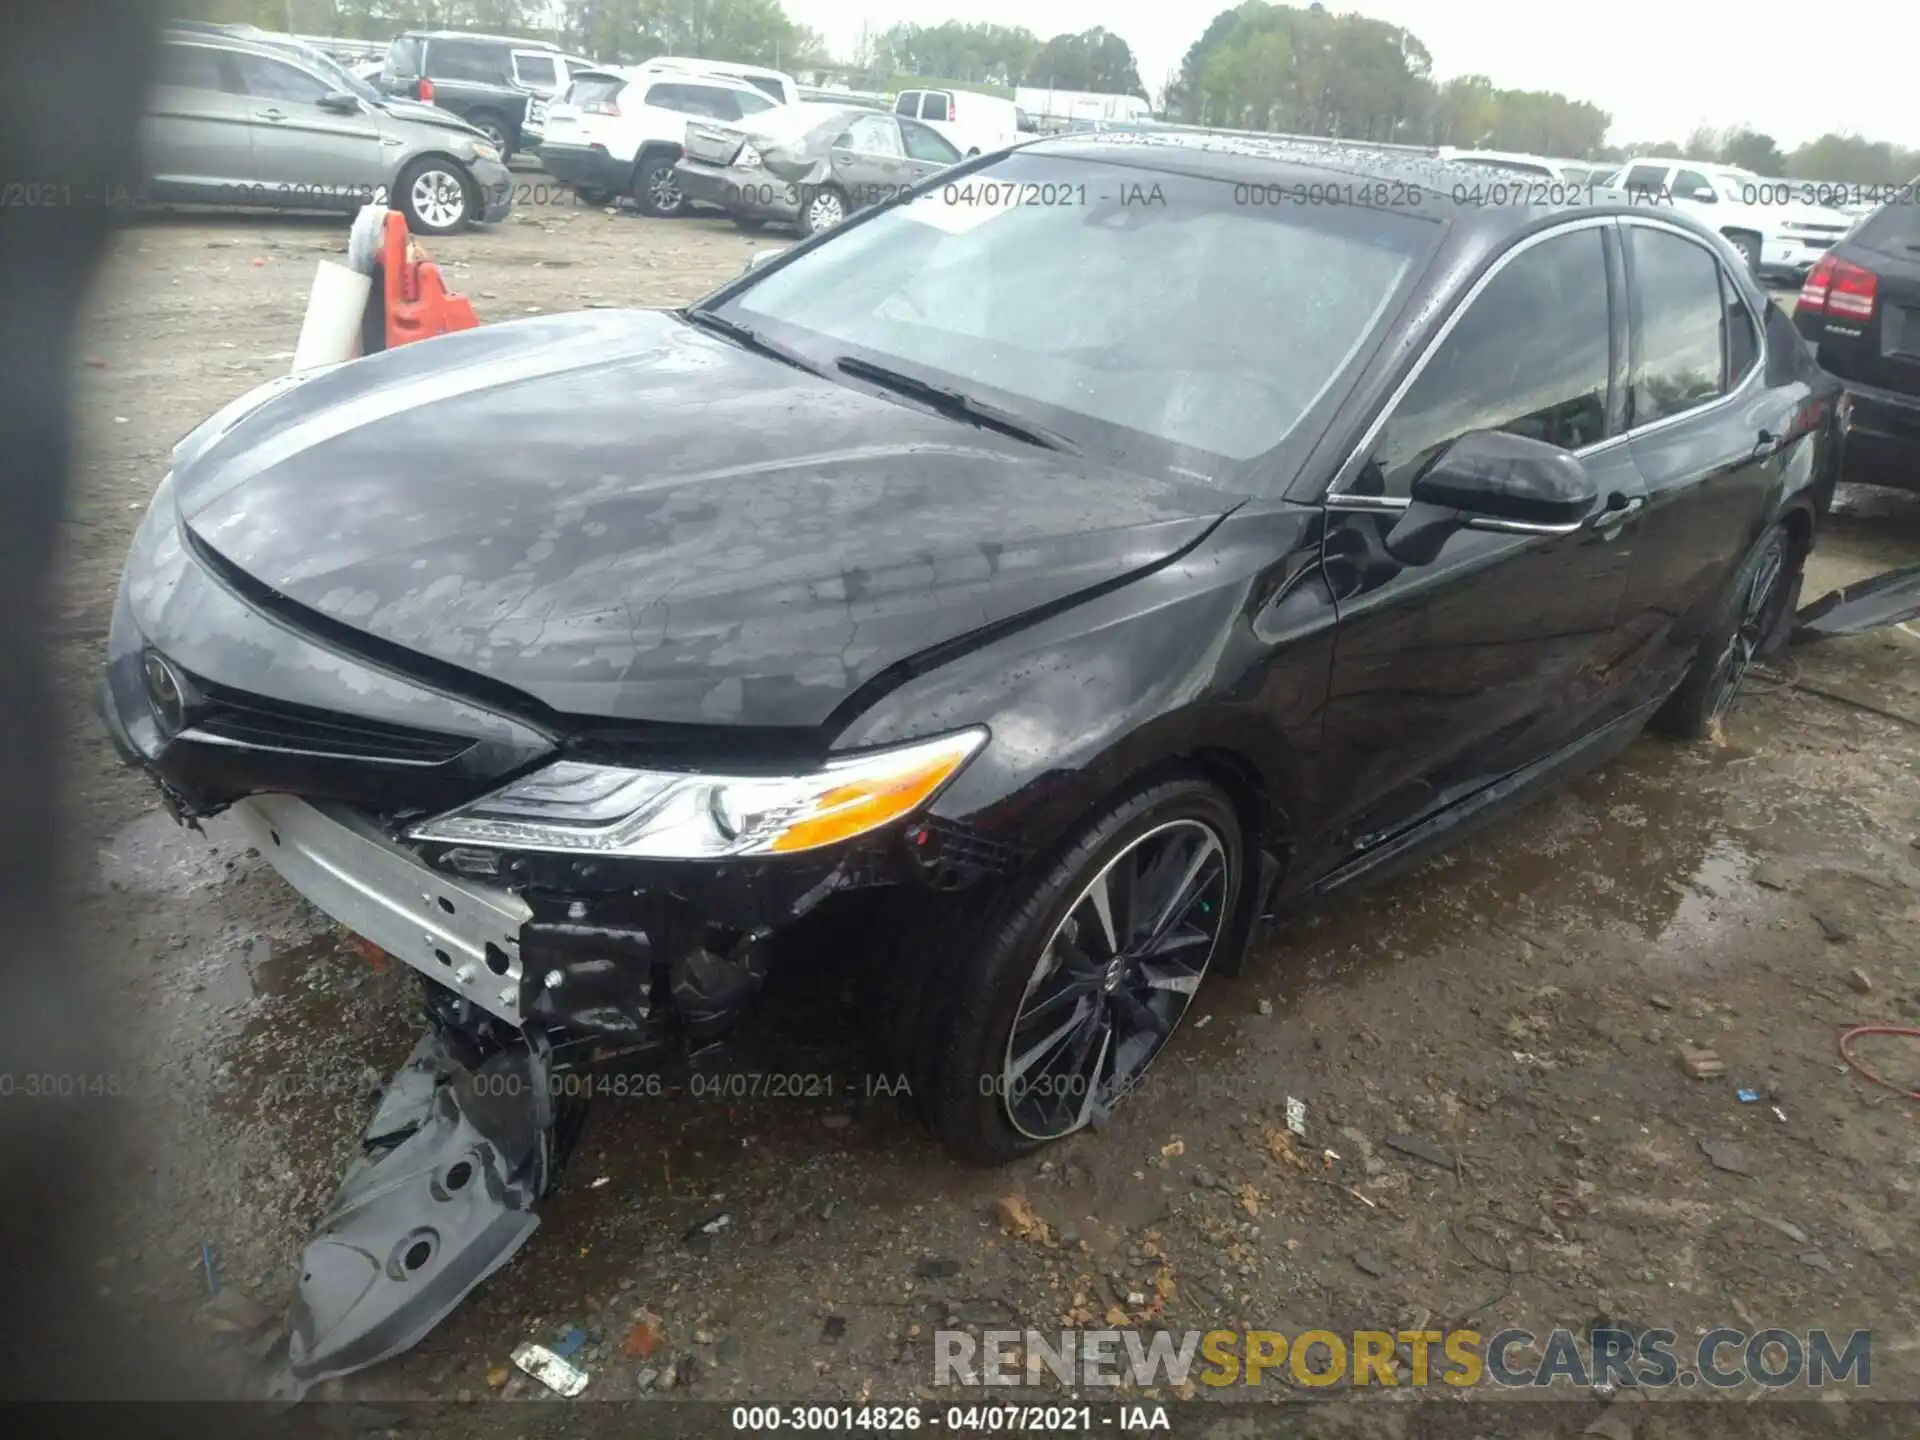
[172,310,1234,729]
[380,98,485,138]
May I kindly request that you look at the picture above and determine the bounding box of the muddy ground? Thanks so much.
[47,193,1920,1418]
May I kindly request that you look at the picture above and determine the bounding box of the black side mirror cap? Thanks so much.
[1410,429,1598,526]
[1383,430,1597,566]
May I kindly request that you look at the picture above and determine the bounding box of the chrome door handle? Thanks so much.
[257,108,287,122]
[1591,494,1644,531]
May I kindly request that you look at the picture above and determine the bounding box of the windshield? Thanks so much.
[718,151,1436,482]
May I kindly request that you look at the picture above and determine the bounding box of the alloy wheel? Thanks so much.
[805,191,844,233]
[647,165,682,214]
[1000,819,1229,1141]
[409,169,468,230]
[1707,534,1787,722]
[476,119,509,151]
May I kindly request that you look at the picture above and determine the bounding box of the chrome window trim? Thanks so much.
[1324,212,1768,513]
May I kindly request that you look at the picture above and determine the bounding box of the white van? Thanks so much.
[892,88,1019,156]
[629,56,799,108]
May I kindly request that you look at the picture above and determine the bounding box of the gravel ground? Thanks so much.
[47,199,1920,1420]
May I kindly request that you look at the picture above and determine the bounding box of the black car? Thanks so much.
[100,136,1841,1388]
[1793,194,1920,492]
[376,29,590,157]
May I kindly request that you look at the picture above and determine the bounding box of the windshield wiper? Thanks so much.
[682,309,827,378]
[834,356,1079,454]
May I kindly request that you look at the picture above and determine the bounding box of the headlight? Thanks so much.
[471,141,501,161]
[408,728,987,859]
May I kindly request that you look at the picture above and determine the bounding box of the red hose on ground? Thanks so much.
[1838,1025,1920,1100]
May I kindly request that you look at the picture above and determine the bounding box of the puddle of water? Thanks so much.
[96,807,256,898]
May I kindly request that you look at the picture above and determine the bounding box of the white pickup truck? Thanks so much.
[1603,159,1853,280]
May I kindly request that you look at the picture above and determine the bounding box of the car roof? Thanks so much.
[645,57,790,78]
[1022,132,1732,244]
[401,30,557,46]
[158,29,336,70]
[609,68,780,95]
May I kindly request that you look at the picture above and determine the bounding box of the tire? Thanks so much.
[797,184,847,237]
[632,151,684,217]
[467,111,511,156]
[1724,230,1762,276]
[897,775,1248,1165]
[395,157,473,236]
[732,216,767,233]
[1653,522,1800,740]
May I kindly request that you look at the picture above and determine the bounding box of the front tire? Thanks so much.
[1723,229,1762,275]
[466,111,512,158]
[395,158,473,235]
[908,776,1247,1165]
[633,151,684,217]
[1653,522,1798,739]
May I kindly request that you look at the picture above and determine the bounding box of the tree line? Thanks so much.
[170,0,1918,184]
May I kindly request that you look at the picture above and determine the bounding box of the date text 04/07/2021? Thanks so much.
[729,1403,1172,1431]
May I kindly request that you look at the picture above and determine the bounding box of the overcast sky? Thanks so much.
[783,0,1914,149]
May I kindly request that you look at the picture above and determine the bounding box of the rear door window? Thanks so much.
[892,91,921,118]
[842,114,905,157]
[1628,226,1728,424]
[734,90,778,118]
[1622,164,1671,195]
[155,42,234,92]
[428,39,502,83]
[512,52,557,88]
[740,75,786,102]
[1673,168,1716,201]
[567,73,626,110]
[233,52,331,104]
[900,118,960,164]
[384,36,423,79]
[1371,228,1613,495]
[921,91,951,122]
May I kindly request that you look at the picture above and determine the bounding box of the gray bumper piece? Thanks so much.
[270,1025,559,1395]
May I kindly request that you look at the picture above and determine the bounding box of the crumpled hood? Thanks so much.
[173,310,1234,728]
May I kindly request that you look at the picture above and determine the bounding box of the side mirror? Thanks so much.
[318,91,360,114]
[1690,187,1717,202]
[1383,430,1598,566]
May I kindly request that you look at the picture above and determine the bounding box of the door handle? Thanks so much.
[257,108,288,122]
[1590,494,1644,532]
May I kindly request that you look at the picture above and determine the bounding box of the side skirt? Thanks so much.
[1305,700,1662,903]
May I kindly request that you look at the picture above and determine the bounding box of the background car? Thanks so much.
[375,30,595,158]
[628,55,800,107]
[675,105,962,235]
[891,87,1021,156]
[1793,196,1920,493]
[1605,158,1852,279]
[538,68,782,215]
[143,29,512,234]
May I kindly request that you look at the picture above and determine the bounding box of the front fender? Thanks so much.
[832,506,1336,880]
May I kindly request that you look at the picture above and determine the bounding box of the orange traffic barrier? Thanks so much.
[378,209,479,351]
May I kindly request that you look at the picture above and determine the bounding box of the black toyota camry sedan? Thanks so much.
[102,133,1840,1384]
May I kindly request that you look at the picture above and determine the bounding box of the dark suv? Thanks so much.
[377,31,592,158]
[1794,194,1920,492]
